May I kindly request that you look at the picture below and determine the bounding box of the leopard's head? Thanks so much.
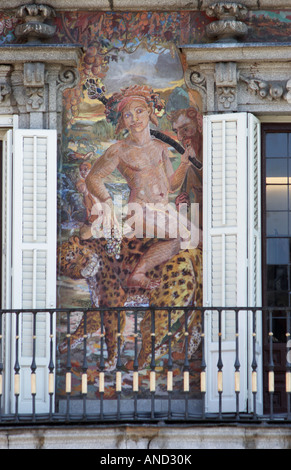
[57,236,101,279]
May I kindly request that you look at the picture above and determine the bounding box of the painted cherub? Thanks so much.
[85,85,197,289]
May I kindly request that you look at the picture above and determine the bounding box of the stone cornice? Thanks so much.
[181,42,291,65]
[182,43,291,114]
[1,0,291,11]
[0,44,83,66]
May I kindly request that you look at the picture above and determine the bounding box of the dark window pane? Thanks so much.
[289,133,291,157]
[267,265,288,291]
[266,133,288,158]
[266,212,288,236]
[267,291,289,307]
[267,238,289,264]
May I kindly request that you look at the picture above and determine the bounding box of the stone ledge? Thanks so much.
[0,44,83,66]
[1,424,291,449]
[1,0,291,12]
[181,42,291,65]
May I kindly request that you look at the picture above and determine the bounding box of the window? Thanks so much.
[262,123,291,412]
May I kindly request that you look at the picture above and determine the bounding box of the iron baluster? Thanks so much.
[116,310,122,421]
[251,309,258,419]
[167,308,173,420]
[99,310,105,420]
[200,309,206,420]
[268,310,274,420]
[217,309,223,420]
[183,308,190,420]
[133,309,139,419]
[82,310,88,420]
[286,309,291,420]
[65,311,72,422]
[14,312,20,421]
[150,306,156,420]
[48,310,55,420]
[234,309,240,420]
[31,312,37,422]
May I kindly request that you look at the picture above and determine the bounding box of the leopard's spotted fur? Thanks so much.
[58,235,202,369]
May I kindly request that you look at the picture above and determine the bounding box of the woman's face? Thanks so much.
[122,98,150,133]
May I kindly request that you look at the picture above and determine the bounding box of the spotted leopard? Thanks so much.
[57,235,202,369]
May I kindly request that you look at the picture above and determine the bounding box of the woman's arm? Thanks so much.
[163,146,191,193]
[85,144,120,203]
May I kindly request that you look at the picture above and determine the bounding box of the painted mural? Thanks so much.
[54,12,205,400]
[38,9,291,400]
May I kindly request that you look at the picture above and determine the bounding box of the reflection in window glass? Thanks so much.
[266,158,288,184]
[264,129,291,313]
[267,291,289,307]
[267,265,288,291]
[266,185,288,210]
[267,238,289,265]
[266,133,288,158]
[266,212,288,236]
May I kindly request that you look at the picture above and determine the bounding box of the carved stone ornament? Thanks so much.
[15,4,56,43]
[206,2,248,42]
[239,74,291,104]
[215,62,237,110]
[0,67,12,106]
[184,67,207,95]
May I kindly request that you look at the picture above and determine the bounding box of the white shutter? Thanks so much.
[203,113,262,413]
[248,114,262,309]
[2,130,13,413]
[2,129,12,310]
[247,114,263,414]
[11,129,57,413]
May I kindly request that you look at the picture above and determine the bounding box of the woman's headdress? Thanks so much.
[105,85,165,133]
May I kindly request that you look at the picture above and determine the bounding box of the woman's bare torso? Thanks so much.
[117,138,171,205]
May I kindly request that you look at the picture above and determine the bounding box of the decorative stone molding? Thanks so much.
[23,62,45,87]
[0,44,82,129]
[206,2,248,42]
[22,62,45,111]
[184,67,207,107]
[182,42,291,114]
[239,74,291,104]
[0,66,13,112]
[15,3,56,43]
[57,67,79,95]
[10,62,80,128]
[215,62,237,110]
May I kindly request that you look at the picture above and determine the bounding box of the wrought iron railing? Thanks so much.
[0,306,291,425]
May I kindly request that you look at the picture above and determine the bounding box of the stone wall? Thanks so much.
[1,425,291,449]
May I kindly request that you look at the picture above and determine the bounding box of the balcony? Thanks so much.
[0,306,291,426]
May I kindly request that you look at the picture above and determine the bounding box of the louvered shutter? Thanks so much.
[2,129,12,310]
[12,129,57,413]
[247,114,263,414]
[203,113,262,413]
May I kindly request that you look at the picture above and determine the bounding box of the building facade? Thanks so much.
[0,0,291,448]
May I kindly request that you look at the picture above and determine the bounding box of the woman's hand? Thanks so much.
[180,142,195,166]
[175,192,190,208]
[90,199,121,239]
